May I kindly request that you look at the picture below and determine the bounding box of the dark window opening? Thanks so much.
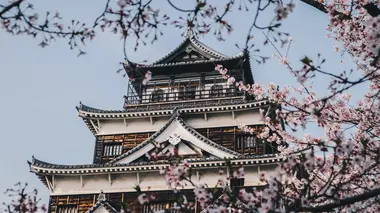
[226,84,237,96]
[236,135,257,149]
[151,89,165,102]
[210,84,224,97]
[169,76,175,87]
[200,73,206,88]
[179,85,196,100]
[230,178,245,187]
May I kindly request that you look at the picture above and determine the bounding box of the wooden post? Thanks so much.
[126,80,130,104]
[167,78,170,101]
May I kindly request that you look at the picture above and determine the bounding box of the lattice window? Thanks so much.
[210,84,224,97]
[142,202,179,213]
[179,86,196,100]
[226,84,237,96]
[184,85,196,99]
[236,135,256,149]
[56,204,78,213]
[103,143,123,156]
[151,89,165,102]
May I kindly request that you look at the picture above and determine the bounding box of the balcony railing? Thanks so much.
[124,87,246,106]
[142,202,181,213]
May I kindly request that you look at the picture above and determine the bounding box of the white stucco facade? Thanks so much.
[39,160,280,196]
[92,106,265,135]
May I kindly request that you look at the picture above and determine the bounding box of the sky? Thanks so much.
[0,0,364,206]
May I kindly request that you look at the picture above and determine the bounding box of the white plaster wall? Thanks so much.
[50,164,278,195]
[97,109,264,135]
[186,110,263,129]
[111,173,137,191]
[139,171,168,191]
[54,176,81,194]
[196,168,223,186]
[83,174,108,189]
[98,117,169,135]
[244,166,260,185]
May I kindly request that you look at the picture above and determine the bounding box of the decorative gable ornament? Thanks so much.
[98,190,106,202]
[185,46,193,53]
[168,133,181,145]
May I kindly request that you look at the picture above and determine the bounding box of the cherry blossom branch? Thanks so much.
[301,0,380,18]
[300,188,380,212]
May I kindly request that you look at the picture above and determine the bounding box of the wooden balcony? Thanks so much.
[124,87,247,109]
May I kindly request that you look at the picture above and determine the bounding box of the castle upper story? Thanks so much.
[122,29,254,111]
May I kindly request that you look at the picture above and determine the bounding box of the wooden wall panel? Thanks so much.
[49,191,196,213]
[195,125,275,155]
[94,132,154,164]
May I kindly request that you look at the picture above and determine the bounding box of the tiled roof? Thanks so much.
[29,154,283,172]
[27,155,170,169]
[78,99,269,115]
[149,31,230,65]
[141,52,245,68]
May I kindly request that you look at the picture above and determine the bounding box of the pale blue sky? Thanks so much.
[0,0,362,205]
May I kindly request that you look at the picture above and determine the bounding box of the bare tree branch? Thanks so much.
[0,0,22,17]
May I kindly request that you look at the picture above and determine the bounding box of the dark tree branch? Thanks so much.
[301,0,380,17]
[363,2,380,17]
[301,188,380,212]
[0,0,22,17]
[300,0,327,13]
[93,0,111,27]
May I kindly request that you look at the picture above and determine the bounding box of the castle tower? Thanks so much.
[29,31,282,213]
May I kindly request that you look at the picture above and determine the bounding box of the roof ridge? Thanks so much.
[150,37,191,65]
[141,32,232,66]
[189,37,229,58]
[77,102,124,113]
[29,156,103,168]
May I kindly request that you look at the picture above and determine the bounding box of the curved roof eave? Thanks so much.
[77,99,270,117]
[28,154,285,172]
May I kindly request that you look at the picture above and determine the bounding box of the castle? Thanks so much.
[29,30,282,213]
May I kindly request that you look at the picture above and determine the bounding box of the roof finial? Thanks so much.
[186,26,195,38]
[98,190,106,202]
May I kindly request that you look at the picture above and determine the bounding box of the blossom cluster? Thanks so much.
[274,2,295,21]
[160,160,191,190]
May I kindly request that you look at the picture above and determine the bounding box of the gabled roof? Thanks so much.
[151,29,229,65]
[124,28,246,71]
[86,200,118,213]
[108,110,241,164]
